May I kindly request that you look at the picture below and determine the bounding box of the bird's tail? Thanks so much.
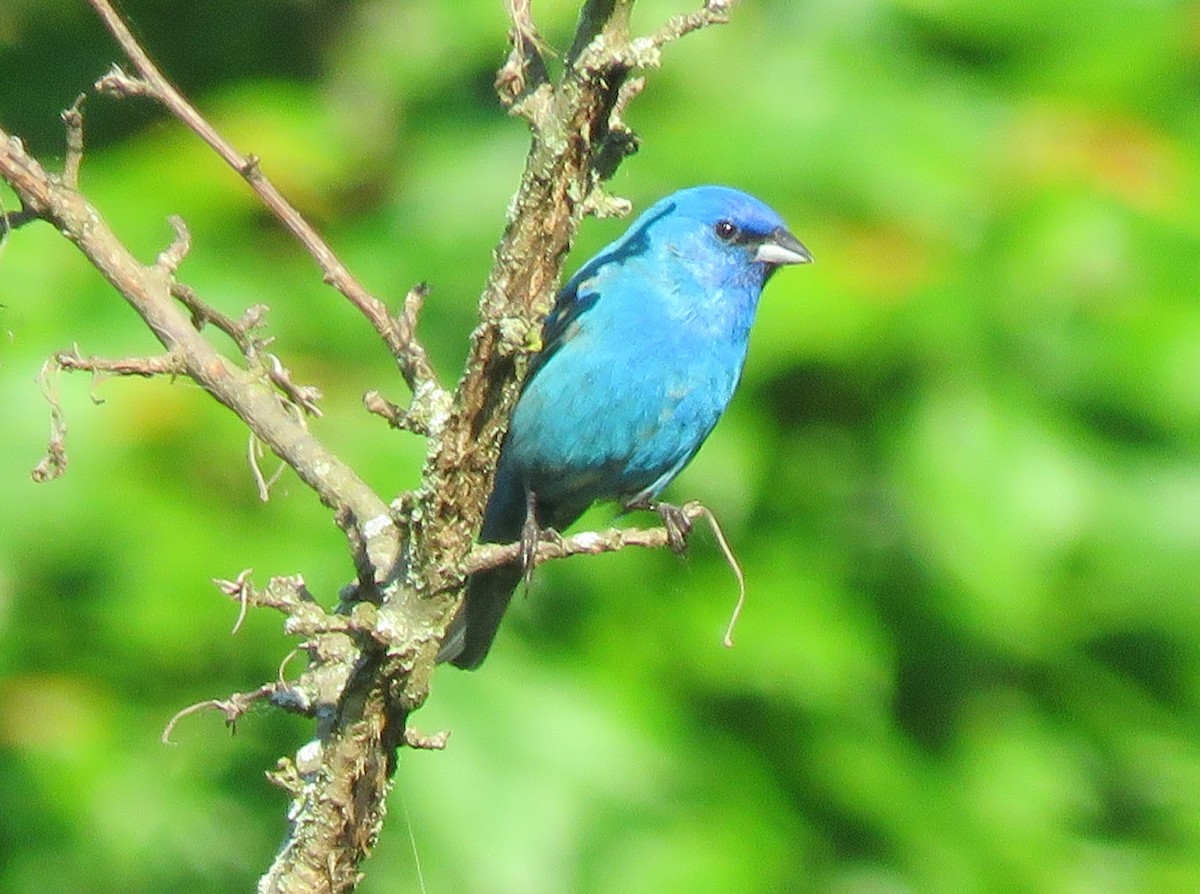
[437,463,526,670]
[441,563,524,669]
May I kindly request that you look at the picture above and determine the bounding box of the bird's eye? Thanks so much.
[714,220,738,242]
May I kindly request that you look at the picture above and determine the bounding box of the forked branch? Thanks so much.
[0,131,401,579]
[87,0,447,405]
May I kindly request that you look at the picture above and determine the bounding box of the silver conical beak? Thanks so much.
[754,226,813,266]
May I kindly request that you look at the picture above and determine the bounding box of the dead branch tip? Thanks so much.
[30,359,68,483]
[161,684,275,744]
[154,215,192,274]
[404,727,451,750]
[60,94,86,188]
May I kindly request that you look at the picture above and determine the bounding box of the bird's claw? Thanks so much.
[519,522,564,588]
[656,502,693,554]
[626,498,693,554]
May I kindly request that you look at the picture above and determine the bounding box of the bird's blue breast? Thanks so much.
[500,252,756,526]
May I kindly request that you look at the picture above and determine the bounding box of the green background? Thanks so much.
[3,1,1200,891]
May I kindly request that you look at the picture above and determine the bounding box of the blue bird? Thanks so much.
[442,185,811,669]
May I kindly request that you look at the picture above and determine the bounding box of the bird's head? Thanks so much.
[651,185,812,288]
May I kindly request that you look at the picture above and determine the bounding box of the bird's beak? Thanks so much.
[753,227,813,266]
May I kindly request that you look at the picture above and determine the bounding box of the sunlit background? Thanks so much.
[2,1,1199,891]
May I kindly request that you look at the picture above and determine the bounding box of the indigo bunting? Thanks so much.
[443,185,811,669]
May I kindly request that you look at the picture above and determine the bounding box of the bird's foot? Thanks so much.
[626,498,694,555]
[519,490,563,588]
[520,491,540,587]
[657,502,694,554]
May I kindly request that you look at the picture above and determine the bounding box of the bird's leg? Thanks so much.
[625,498,694,555]
[520,488,540,587]
[516,490,567,588]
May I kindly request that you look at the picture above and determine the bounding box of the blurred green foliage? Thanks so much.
[2,0,1200,891]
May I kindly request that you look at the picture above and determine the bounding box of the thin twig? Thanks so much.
[86,0,439,391]
[393,283,438,393]
[55,345,186,377]
[649,1,732,47]
[262,353,324,417]
[248,432,289,501]
[692,504,746,647]
[363,390,413,430]
[155,214,192,274]
[212,573,372,642]
[162,684,278,744]
[497,0,551,108]
[277,649,301,685]
[31,359,68,482]
[227,568,254,634]
[0,205,41,236]
[175,284,325,419]
[171,284,258,351]
[61,94,86,188]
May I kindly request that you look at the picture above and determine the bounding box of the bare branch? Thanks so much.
[86,0,442,399]
[93,65,155,99]
[55,345,186,378]
[0,130,401,578]
[214,572,332,632]
[461,500,748,648]
[171,286,324,418]
[462,502,708,577]
[263,354,324,418]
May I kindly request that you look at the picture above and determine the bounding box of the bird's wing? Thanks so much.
[529,199,677,381]
[529,268,601,380]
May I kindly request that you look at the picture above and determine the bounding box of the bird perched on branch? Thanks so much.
[442,185,811,669]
